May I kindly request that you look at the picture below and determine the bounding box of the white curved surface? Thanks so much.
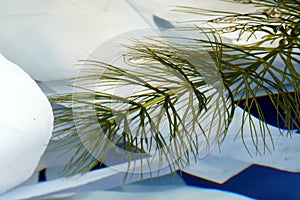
[0,54,53,194]
[72,186,250,200]
[0,166,250,200]
[0,0,149,81]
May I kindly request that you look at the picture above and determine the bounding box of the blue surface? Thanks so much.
[237,93,299,132]
[180,93,300,199]
[180,165,300,200]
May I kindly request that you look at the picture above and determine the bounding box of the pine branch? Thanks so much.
[48,0,300,176]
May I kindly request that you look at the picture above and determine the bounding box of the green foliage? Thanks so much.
[177,0,300,152]
[49,0,300,176]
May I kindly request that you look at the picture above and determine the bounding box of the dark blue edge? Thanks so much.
[237,92,299,133]
[179,164,300,200]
